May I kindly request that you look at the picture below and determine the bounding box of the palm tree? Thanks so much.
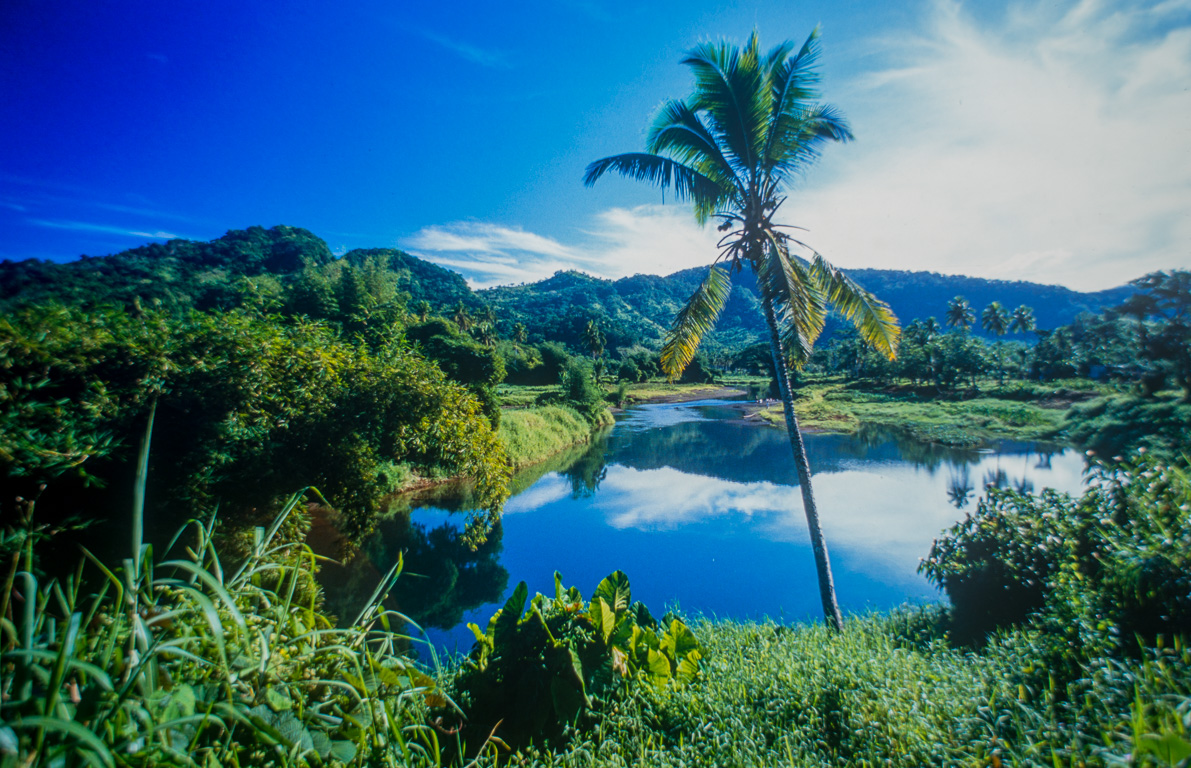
[512,322,528,344]
[982,301,1010,384]
[946,297,975,331]
[584,29,899,631]
[453,302,473,332]
[1009,305,1035,335]
[584,319,606,361]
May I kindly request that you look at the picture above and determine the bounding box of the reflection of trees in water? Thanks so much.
[318,512,508,631]
[563,447,608,498]
[983,467,1009,490]
[947,467,973,509]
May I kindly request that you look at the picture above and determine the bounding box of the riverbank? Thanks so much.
[626,378,1101,447]
[498,404,611,469]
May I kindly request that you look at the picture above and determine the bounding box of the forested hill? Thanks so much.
[1,224,1134,353]
[480,264,1134,353]
[0,225,479,313]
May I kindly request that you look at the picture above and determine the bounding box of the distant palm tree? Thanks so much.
[453,302,473,331]
[1009,305,1035,334]
[982,302,1010,384]
[946,297,975,330]
[415,300,432,322]
[982,302,1009,337]
[584,320,605,360]
[585,29,899,631]
[512,322,528,344]
[474,322,497,347]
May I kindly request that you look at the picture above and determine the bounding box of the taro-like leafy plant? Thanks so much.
[449,571,702,755]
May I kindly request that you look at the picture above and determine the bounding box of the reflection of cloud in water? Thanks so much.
[504,474,571,513]
[594,466,805,534]
[585,447,1088,579]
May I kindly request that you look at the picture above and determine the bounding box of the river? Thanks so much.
[318,398,1087,655]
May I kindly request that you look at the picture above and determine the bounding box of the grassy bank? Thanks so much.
[498,404,611,469]
[755,378,1104,446]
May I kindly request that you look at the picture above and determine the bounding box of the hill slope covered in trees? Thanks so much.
[2,225,1133,354]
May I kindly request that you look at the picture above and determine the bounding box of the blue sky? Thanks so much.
[2,0,1188,290]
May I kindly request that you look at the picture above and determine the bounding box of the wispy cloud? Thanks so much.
[28,218,185,240]
[791,0,1191,290]
[419,30,513,69]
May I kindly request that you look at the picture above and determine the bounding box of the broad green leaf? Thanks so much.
[676,650,702,685]
[310,730,332,759]
[330,740,358,763]
[663,619,701,660]
[646,648,672,687]
[551,676,586,723]
[597,598,617,644]
[593,571,632,613]
[493,582,528,648]
[265,685,293,712]
[631,601,656,630]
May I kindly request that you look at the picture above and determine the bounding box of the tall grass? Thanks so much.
[0,403,452,767]
[498,406,599,469]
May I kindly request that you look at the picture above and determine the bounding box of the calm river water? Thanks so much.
[320,399,1087,654]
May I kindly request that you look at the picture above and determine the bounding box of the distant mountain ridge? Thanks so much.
[0,225,1135,353]
[479,263,1134,353]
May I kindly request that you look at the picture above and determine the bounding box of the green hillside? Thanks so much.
[1,224,1133,356]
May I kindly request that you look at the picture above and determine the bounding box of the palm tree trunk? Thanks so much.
[762,299,845,632]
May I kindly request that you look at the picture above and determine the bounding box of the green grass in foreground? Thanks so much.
[455,610,1190,767]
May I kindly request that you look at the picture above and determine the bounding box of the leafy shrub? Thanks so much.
[0,303,511,545]
[921,454,1191,648]
[447,571,702,755]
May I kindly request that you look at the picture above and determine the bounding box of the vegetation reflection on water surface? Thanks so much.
[324,400,1087,653]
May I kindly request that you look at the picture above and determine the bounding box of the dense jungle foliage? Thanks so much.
[5,454,1189,767]
[3,225,1190,766]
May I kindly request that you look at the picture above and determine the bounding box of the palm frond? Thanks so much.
[646,99,737,188]
[660,265,732,380]
[809,253,900,359]
[766,104,853,184]
[583,153,725,212]
[762,28,824,168]
[756,242,825,367]
[681,35,769,176]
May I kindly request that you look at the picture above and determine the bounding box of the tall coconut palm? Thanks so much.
[982,301,1010,384]
[584,29,899,631]
[1009,305,1035,335]
[946,296,975,331]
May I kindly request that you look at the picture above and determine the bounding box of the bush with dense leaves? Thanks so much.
[920,453,1191,649]
[0,303,510,548]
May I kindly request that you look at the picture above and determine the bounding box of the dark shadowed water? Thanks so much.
[319,399,1086,655]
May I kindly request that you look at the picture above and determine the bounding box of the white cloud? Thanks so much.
[791,0,1191,290]
[407,0,1189,292]
[403,207,721,288]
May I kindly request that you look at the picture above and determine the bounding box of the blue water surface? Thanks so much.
[327,399,1087,656]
